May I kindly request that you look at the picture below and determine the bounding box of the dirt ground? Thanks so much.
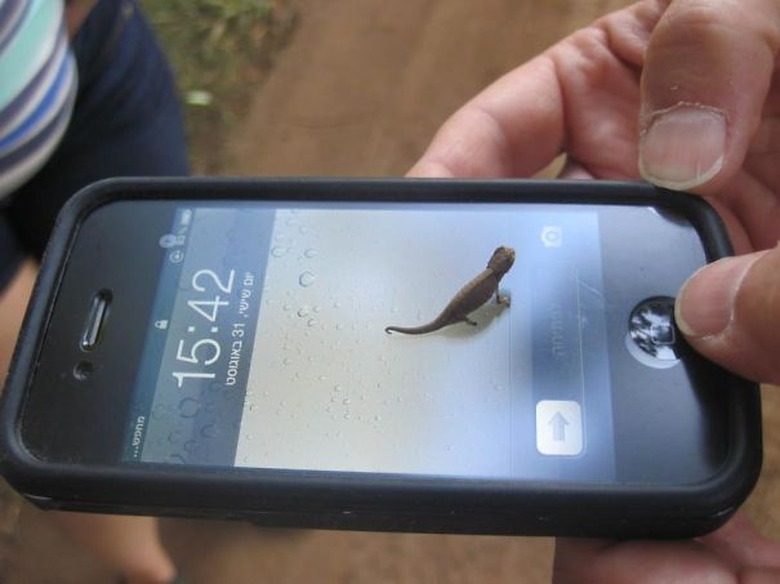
[6,0,780,582]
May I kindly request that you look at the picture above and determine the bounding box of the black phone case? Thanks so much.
[0,177,763,538]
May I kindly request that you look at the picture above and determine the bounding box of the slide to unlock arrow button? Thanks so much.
[549,412,569,442]
[536,400,583,456]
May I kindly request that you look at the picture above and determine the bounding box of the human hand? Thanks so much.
[410,0,780,580]
[410,0,780,253]
[554,512,780,583]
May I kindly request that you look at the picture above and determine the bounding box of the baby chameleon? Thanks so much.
[384,246,515,335]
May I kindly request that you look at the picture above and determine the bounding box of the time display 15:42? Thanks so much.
[170,268,241,389]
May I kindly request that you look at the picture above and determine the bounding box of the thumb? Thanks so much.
[676,246,780,384]
[639,0,780,193]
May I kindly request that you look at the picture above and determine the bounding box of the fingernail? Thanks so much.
[639,104,726,190]
[676,254,760,338]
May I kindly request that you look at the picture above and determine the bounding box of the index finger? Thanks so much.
[408,2,663,180]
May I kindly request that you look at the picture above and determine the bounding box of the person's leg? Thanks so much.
[53,513,177,584]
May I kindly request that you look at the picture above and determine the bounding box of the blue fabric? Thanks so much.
[0,44,72,152]
[0,0,28,53]
[0,0,62,108]
[0,31,66,132]
[0,0,189,278]
[0,67,75,173]
[0,213,22,291]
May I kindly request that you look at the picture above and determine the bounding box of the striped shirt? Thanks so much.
[0,0,77,199]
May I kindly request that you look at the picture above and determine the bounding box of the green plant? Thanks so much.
[143,0,296,172]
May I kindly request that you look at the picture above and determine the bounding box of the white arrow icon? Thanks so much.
[536,400,583,456]
[549,412,570,442]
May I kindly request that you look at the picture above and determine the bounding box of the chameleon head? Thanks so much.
[487,245,515,274]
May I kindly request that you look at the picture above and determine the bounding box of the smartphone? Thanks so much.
[0,178,762,538]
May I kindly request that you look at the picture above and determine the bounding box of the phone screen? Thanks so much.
[121,200,663,482]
